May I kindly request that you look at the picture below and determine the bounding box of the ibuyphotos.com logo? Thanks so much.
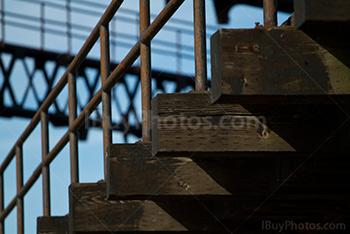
[262,220,346,232]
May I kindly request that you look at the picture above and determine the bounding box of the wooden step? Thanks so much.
[294,0,350,31]
[152,92,349,155]
[108,143,350,200]
[69,182,239,233]
[37,215,68,234]
[69,183,350,233]
[107,143,280,199]
[210,28,350,104]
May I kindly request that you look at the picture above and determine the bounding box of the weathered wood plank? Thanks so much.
[107,143,281,199]
[108,143,350,201]
[37,215,68,234]
[210,28,350,104]
[152,92,349,155]
[69,183,350,233]
[69,182,235,233]
[294,0,350,30]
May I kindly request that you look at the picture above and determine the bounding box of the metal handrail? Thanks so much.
[0,0,204,232]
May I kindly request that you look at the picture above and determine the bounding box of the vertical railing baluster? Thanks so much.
[68,73,79,183]
[0,172,4,234]
[100,24,112,180]
[193,0,207,91]
[140,0,151,142]
[41,111,50,216]
[15,145,24,234]
[263,0,277,27]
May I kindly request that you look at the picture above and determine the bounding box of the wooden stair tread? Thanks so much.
[210,28,350,104]
[69,183,350,233]
[152,92,349,155]
[37,215,68,234]
[294,0,350,31]
[108,143,350,200]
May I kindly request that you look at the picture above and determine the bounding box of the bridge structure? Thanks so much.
[0,0,219,142]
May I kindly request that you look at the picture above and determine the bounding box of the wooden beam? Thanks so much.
[294,0,350,30]
[107,143,281,199]
[69,183,350,233]
[210,28,350,104]
[37,215,68,234]
[152,92,349,155]
[108,143,350,201]
[69,182,233,232]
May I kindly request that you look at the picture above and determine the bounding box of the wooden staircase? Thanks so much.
[37,1,350,233]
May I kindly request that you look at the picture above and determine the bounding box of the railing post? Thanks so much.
[140,0,151,142]
[193,0,207,91]
[68,73,79,183]
[100,24,112,180]
[41,111,50,216]
[263,0,277,27]
[0,172,4,234]
[15,145,24,234]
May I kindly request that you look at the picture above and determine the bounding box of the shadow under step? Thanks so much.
[37,215,68,234]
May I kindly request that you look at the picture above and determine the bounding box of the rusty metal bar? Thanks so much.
[0,0,184,224]
[140,0,151,142]
[193,0,207,91]
[100,24,112,180]
[68,72,79,183]
[0,0,124,176]
[16,145,24,234]
[40,2,45,50]
[40,111,50,216]
[263,0,277,27]
[0,130,70,223]
[0,173,4,234]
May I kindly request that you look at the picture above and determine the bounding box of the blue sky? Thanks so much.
[0,0,290,233]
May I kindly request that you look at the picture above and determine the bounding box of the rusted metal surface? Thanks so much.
[41,111,50,216]
[16,145,24,234]
[140,0,151,142]
[263,0,277,27]
[194,0,207,91]
[0,0,187,229]
[68,72,79,183]
[100,24,112,180]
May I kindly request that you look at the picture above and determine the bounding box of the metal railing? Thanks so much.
[0,0,207,232]
[0,0,278,232]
